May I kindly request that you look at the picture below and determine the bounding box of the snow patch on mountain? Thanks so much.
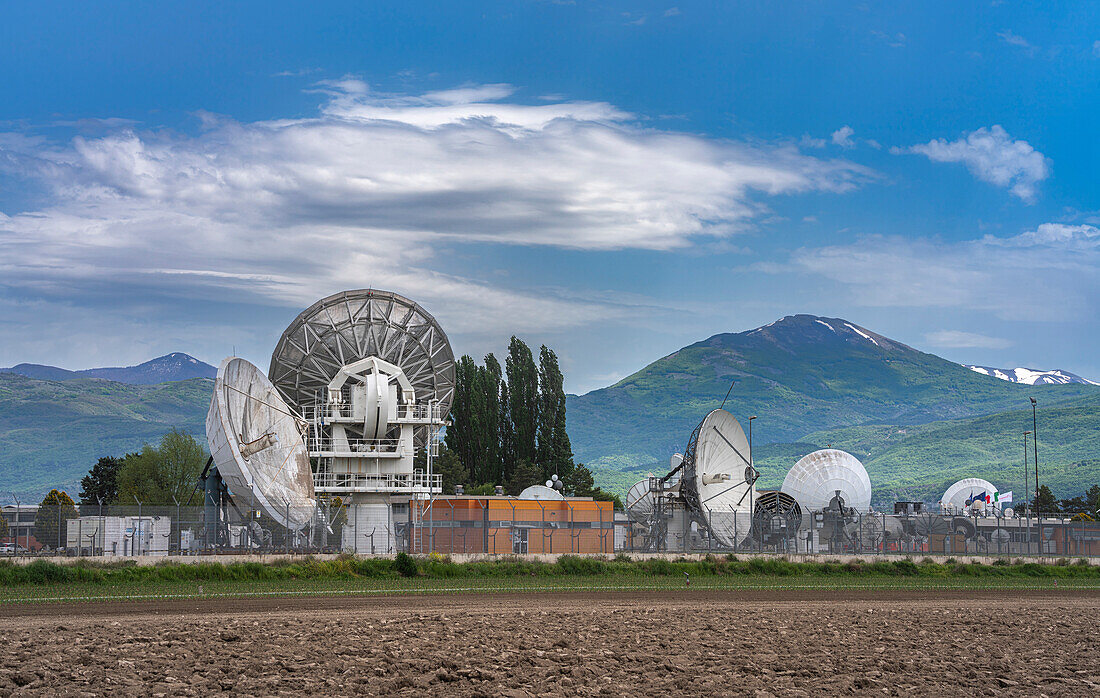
[844,322,880,347]
[966,365,1099,386]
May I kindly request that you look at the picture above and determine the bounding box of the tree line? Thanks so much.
[1014,484,1100,518]
[442,337,618,504]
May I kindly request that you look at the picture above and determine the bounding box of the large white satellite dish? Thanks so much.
[680,409,756,547]
[268,289,455,448]
[940,478,998,514]
[206,357,316,530]
[781,449,871,513]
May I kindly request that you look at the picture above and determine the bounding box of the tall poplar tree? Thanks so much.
[505,337,539,478]
[481,353,504,484]
[537,345,574,482]
[445,356,478,477]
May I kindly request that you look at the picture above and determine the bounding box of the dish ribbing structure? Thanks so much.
[269,289,455,553]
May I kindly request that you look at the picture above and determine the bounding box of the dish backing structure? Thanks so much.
[205,288,455,553]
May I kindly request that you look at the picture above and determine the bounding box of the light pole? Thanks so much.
[748,415,757,552]
[1023,431,1031,555]
[1030,397,1039,507]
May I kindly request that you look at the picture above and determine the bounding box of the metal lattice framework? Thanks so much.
[751,491,803,545]
[269,289,455,447]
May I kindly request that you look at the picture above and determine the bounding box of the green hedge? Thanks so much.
[1,554,1098,587]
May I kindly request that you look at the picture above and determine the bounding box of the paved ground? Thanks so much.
[2,590,1098,695]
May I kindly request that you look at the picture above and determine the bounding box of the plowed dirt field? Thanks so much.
[2,590,1098,695]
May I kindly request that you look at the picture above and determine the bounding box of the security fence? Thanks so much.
[614,506,1100,558]
[4,501,1099,559]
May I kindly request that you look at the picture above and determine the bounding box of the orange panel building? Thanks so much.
[407,496,614,554]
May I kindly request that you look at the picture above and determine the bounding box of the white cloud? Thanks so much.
[1094,40,1100,58]
[784,224,1100,322]
[997,30,1032,49]
[900,125,1049,202]
[831,126,855,148]
[0,82,872,368]
[924,330,1012,350]
[664,7,681,17]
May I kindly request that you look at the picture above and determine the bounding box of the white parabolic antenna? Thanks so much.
[681,409,756,546]
[268,289,455,448]
[940,478,998,513]
[206,357,317,529]
[781,449,871,513]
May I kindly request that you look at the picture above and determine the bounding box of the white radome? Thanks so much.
[781,449,872,513]
[206,357,316,530]
[940,478,998,514]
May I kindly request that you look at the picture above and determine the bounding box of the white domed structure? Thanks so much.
[940,478,998,514]
[781,449,871,513]
[518,484,565,500]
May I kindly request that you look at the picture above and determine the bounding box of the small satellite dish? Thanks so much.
[206,357,316,530]
[781,449,871,513]
[1003,507,1015,518]
[625,479,655,523]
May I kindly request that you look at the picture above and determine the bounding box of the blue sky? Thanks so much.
[1,1,1098,391]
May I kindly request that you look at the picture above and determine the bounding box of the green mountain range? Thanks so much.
[0,373,211,499]
[3,315,1098,506]
[567,315,1100,505]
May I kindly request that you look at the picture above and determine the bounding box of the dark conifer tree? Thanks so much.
[505,337,539,479]
[537,345,574,482]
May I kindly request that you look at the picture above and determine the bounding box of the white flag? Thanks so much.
[996,491,1013,504]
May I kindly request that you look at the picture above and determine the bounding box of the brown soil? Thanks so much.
[2,590,1098,696]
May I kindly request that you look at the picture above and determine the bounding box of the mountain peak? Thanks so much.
[0,353,215,385]
[965,365,1099,386]
[738,314,906,352]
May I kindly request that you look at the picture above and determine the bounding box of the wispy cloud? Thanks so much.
[0,82,872,366]
[895,125,1049,202]
[924,330,1012,350]
[997,30,1032,50]
[871,30,906,48]
[782,223,1100,322]
[831,126,855,148]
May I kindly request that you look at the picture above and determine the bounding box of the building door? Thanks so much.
[512,528,528,554]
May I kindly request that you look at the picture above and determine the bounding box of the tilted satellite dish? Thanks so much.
[625,479,656,523]
[268,289,455,448]
[206,358,316,529]
[781,449,871,514]
[939,478,997,514]
[680,409,756,547]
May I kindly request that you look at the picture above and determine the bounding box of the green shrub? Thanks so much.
[394,552,419,577]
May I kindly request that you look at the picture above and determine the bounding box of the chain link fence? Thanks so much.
[613,506,1100,558]
[5,501,1099,559]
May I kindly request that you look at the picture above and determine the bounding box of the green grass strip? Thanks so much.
[2,554,1099,605]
